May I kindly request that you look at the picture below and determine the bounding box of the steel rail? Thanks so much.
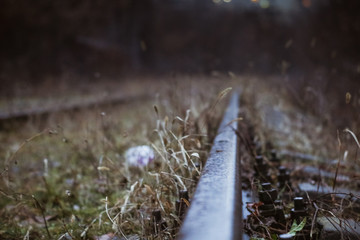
[178,92,245,240]
[178,92,360,240]
[0,93,151,120]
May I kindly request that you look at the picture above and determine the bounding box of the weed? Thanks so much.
[0,76,230,239]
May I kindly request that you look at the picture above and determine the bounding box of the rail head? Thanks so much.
[178,92,242,240]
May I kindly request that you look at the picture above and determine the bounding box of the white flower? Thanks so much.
[125,145,155,167]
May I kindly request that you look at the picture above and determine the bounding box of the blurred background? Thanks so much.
[1,0,359,79]
[0,0,359,124]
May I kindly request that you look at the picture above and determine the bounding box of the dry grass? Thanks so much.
[0,75,233,239]
[1,74,359,239]
[239,75,360,239]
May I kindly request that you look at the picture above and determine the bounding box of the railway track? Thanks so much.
[178,92,243,240]
[2,85,359,239]
[177,92,360,240]
[0,93,151,121]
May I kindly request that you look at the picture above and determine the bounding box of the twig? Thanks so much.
[80,218,97,238]
[344,128,360,149]
[32,195,51,239]
[313,192,360,201]
[60,219,74,240]
[333,130,342,191]
[311,202,320,237]
[23,226,32,240]
[344,128,360,166]
[104,196,128,240]
[2,128,49,178]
